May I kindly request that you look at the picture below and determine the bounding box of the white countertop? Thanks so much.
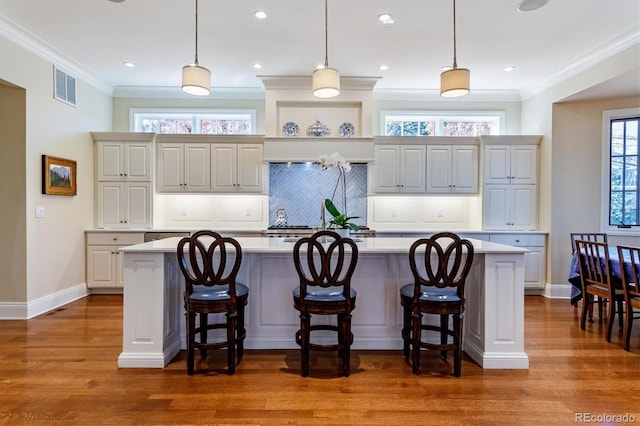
[119,236,528,254]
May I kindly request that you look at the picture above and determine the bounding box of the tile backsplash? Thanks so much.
[268,163,367,227]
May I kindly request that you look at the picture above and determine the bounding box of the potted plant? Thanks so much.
[317,152,359,236]
[324,198,359,234]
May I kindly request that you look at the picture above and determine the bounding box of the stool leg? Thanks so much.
[440,314,448,360]
[300,312,310,377]
[453,314,462,377]
[186,311,196,375]
[227,310,237,375]
[411,311,422,375]
[402,304,411,359]
[237,301,245,361]
[341,313,352,377]
[199,313,208,358]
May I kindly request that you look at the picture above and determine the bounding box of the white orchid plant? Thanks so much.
[316,152,359,231]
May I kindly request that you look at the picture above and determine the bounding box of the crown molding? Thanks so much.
[373,88,522,102]
[112,85,265,99]
[0,14,114,95]
[258,75,381,91]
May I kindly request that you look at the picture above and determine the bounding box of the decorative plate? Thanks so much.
[306,119,331,137]
[282,121,299,137]
[338,122,356,138]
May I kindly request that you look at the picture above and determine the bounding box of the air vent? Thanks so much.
[53,66,77,106]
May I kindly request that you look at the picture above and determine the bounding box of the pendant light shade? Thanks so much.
[182,0,210,96]
[440,0,470,97]
[312,0,339,98]
[312,67,340,98]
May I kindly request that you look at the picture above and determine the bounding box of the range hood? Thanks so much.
[263,137,375,163]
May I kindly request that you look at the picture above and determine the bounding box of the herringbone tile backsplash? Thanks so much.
[269,163,368,227]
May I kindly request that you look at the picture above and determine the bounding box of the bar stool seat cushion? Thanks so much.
[400,284,460,302]
[293,286,356,302]
[190,283,249,301]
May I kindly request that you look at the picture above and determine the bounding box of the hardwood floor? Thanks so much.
[0,295,638,425]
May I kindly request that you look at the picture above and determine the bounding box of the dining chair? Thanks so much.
[176,231,248,375]
[616,245,640,351]
[400,232,474,376]
[292,230,359,377]
[570,233,608,321]
[575,239,624,342]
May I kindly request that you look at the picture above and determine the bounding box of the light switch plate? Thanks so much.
[35,206,45,218]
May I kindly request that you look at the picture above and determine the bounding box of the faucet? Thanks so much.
[320,199,326,230]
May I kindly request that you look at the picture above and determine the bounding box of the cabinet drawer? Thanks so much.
[490,234,545,247]
[86,232,144,245]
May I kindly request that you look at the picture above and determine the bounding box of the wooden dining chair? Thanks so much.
[616,245,640,351]
[400,232,474,376]
[292,230,359,377]
[177,231,248,375]
[570,233,608,320]
[575,239,624,342]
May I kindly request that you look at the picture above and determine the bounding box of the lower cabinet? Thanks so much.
[86,232,144,289]
[490,233,546,290]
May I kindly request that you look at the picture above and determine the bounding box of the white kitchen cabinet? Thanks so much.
[426,144,478,193]
[484,144,537,185]
[97,182,152,229]
[156,142,211,192]
[95,140,152,182]
[92,133,154,229]
[483,184,537,230]
[85,232,144,289]
[490,233,546,290]
[374,145,426,193]
[211,143,264,193]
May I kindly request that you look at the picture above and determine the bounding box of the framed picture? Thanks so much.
[42,155,77,196]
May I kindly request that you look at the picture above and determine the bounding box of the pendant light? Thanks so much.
[182,0,211,96]
[312,0,340,98]
[440,0,470,97]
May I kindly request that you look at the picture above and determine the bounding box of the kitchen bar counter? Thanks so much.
[118,237,529,370]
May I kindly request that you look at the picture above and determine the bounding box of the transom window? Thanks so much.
[381,112,503,137]
[608,113,639,227]
[131,109,256,134]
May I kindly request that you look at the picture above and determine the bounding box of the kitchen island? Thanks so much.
[118,236,529,369]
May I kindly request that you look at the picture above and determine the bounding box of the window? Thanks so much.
[603,108,639,229]
[381,112,503,136]
[131,109,256,134]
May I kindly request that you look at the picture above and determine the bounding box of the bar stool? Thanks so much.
[292,230,359,377]
[177,231,248,375]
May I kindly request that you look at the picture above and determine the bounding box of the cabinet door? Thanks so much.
[511,145,537,185]
[184,143,211,192]
[96,142,124,181]
[451,145,478,193]
[124,182,152,228]
[400,145,426,192]
[87,245,117,287]
[483,145,511,184]
[237,144,264,192]
[211,144,238,192]
[124,143,152,181]
[374,145,401,192]
[97,182,126,229]
[483,185,510,230]
[523,246,544,289]
[426,145,452,193]
[157,143,184,192]
[510,185,537,230]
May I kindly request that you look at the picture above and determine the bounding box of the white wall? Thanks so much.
[0,36,111,313]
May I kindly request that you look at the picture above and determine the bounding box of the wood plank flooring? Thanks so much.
[0,295,638,425]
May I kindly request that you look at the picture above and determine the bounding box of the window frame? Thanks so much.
[600,107,640,235]
[129,108,257,134]
[379,110,505,136]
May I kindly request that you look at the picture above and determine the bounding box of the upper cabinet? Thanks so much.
[426,143,478,194]
[156,141,211,192]
[92,133,154,229]
[211,144,264,193]
[374,144,426,193]
[483,144,538,185]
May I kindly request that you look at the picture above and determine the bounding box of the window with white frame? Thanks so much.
[602,108,639,230]
[380,112,503,136]
[130,109,256,134]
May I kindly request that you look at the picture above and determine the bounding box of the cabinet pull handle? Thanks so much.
[113,238,117,241]
[515,239,520,243]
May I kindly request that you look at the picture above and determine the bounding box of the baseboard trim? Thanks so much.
[0,283,89,320]
[544,283,572,299]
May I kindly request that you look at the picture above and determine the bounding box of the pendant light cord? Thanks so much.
[323,0,329,68]
[194,0,200,65]
[452,0,458,69]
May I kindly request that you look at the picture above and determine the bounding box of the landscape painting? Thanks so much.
[42,155,77,196]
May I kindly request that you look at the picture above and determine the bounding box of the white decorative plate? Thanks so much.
[338,122,355,138]
[282,122,299,137]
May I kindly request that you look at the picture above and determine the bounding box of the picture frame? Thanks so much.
[42,155,77,196]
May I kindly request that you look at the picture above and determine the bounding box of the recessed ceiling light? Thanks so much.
[379,65,389,71]
[504,66,516,72]
[123,61,134,67]
[441,65,452,71]
[254,11,267,19]
[253,63,262,69]
[378,13,394,25]
[517,0,549,12]
[108,0,125,3]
